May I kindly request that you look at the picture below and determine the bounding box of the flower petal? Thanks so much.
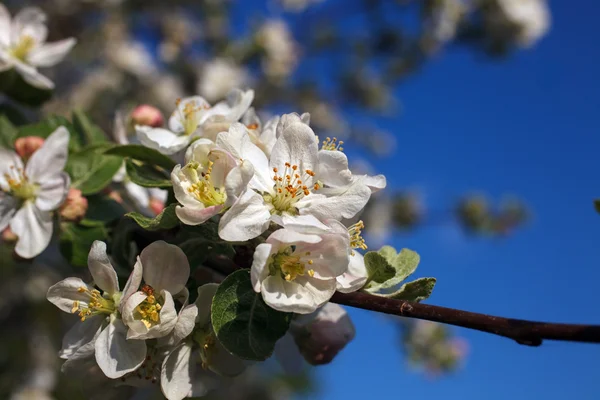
[121,291,148,335]
[136,125,190,155]
[95,317,146,379]
[0,193,17,231]
[87,240,119,295]
[25,126,69,182]
[27,37,76,67]
[13,60,53,89]
[46,277,91,313]
[250,243,273,293]
[218,189,271,241]
[297,180,372,221]
[140,241,190,294]
[159,303,198,347]
[12,7,47,45]
[317,150,352,188]
[168,96,210,133]
[270,116,318,176]
[161,341,196,400]
[261,275,336,314]
[195,283,218,327]
[0,147,24,191]
[176,204,223,226]
[59,314,105,359]
[224,160,254,207]
[0,4,10,47]
[336,252,368,293]
[120,258,143,311]
[35,171,70,211]
[124,181,150,209]
[10,201,52,258]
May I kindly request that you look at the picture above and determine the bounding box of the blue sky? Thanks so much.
[297,1,600,399]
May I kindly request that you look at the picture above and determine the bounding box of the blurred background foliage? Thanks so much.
[0,0,548,398]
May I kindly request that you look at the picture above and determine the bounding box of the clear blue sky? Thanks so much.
[292,1,600,399]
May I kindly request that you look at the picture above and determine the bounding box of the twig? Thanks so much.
[331,291,600,346]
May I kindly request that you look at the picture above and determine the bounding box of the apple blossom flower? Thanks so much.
[14,136,45,160]
[256,20,298,81]
[59,188,88,222]
[121,241,190,340]
[171,136,254,226]
[197,58,249,103]
[131,105,164,128]
[135,88,254,155]
[0,127,70,258]
[46,241,147,379]
[250,227,349,314]
[241,108,280,158]
[0,5,76,89]
[496,0,550,47]
[290,303,355,365]
[161,284,246,400]
[217,116,372,242]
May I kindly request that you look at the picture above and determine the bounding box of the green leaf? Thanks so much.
[382,277,436,302]
[211,269,292,361]
[594,200,600,215]
[105,144,176,170]
[59,223,108,267]
[125,158,171,188]
[126,204,179,231]
[376,247,421,290]
[0,69,52,106]
[66,145,123,195]
[85,194,126,223]
[72,109,107,146]
[0,115,18,148]
[18,116,80,152]
[363,252,396,288]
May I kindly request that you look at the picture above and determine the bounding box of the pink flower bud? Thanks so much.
[2,227,17,242]
[131,105,164,128]
[14,136,45,161]
[149,197,165,215]
[291,303,355,365]
[59,189,88,222]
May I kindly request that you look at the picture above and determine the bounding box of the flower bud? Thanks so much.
[2,227,18,242]
[149,197,165,216]
[130,105,164,127]
[59,189,88,221]
[14,136,45,161]
[291,303,355,365]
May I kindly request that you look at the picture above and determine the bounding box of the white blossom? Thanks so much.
[257,20,298,81]
[251,227,349,314]
[46,241,147,379]
[496,0,550,47]
[121,241,190,340]
[0,127,70,258]
[217,115,372,242]
[197,58,249,103]
[171,135,254,226]
[0,5,76,89]
[136,89,254,155]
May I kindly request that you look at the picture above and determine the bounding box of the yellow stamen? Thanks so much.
[71,287,116,321]
[321,137,344,152]
[10,35,36,61]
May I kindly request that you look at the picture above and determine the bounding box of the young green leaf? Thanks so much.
[211,269,292,361]
[363,252,396,288]
[72,109,107,145]
[126,204,179,231]
[18,116,80,151]
[105,144,176,170]
[376,247,421,291]
[381,277,436,302]
[0,115,18,148]
[66,145,123,195]
[59,223,108,267]
[125,158,172,188]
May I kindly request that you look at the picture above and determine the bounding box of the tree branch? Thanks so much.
[331,291,600,346]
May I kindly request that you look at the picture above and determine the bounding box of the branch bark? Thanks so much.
[331,291,600,346]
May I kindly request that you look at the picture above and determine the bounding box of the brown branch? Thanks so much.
[331,291,600,346]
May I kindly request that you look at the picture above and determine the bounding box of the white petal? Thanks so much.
[269,119,318,181]
[266,228,322,246]
[274,333,305,375]
[160,303,198,347]
[361,174,387,193]
[136,125,190,155]
[46,277,91,313]
[35,172,70,211]
[261,275,336,314]
[60,339,97,374]
[113,112,129,145]
[95,317,146,379]
[258,116,280,157]
[120,258,143,311]
[297,180,372,221]
[122,291,148,334]
[141,241,190,294]
[270,213,330,232]
[218,189,271,241]
[25,126,70,182]
[13,60,53,89]
[87,241,119,295]
[0,148,24,191]
[11,201,52,258]
[250,243,273,292]
[124,181,150,209]
[0,194,17,231]
[0,4,10,47]
[171,165,201,209]
[27,37,76,67]
[195,283,218,327]
[336,252,368,293]
[317,150,352,188]
[184,138,215,164]
[296,232,349,279]
[12,7,47,45]
[176,204,223,226]
[168,96,210,133]
[59,314,105,359]
[161,342,195,400]
[224,160,254,207]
